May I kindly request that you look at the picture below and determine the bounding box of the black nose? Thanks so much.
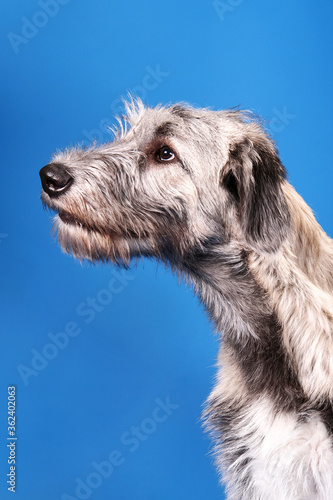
[39,163,73,197]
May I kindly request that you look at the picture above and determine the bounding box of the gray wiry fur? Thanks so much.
[40,99,333,500]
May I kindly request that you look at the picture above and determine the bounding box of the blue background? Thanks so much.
[1,1,332,499]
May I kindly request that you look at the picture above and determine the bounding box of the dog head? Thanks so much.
[40,99,290,264]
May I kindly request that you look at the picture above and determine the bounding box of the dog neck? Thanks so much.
[179,245,273,340]
[179,245,307,409]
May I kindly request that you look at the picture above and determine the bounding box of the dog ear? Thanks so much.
[221,137,290,253]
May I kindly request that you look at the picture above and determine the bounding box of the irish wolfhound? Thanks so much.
[39,100,333,500]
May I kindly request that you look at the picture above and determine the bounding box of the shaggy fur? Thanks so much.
[39,99,333,499]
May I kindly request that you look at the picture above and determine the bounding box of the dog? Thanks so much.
[39,99,333,499]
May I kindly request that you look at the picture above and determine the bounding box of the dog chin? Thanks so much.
[53,215,155,263]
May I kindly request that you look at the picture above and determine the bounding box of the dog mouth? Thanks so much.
[56,209,144,240]
[58,210,77,225]
[56,209,115,237]
[58,209,85,227]
[57,209,104,235]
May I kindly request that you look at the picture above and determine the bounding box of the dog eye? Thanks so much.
[156,146,175,162]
